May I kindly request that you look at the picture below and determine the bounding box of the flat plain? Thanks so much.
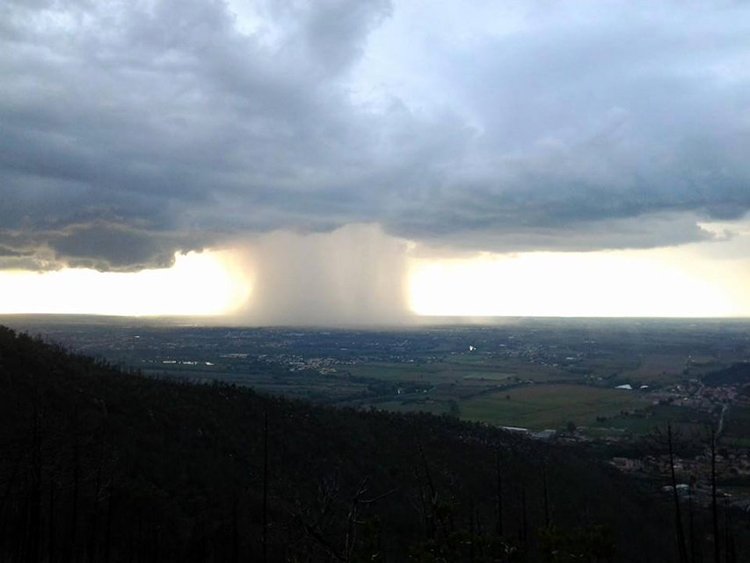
[2,315,748,439]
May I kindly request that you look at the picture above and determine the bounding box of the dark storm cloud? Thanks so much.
[2,0,750,269]
[48,222,197,272]
[0,246,24,258]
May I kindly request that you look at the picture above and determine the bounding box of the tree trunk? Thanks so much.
[542,462,550,529]
[495,448,503,537]
[262,409,269,563]
[668,423,688,563]
[711,426,720,563]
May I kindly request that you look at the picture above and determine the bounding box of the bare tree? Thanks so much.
[667,423,688,563]
[710,424,720,563]
[262,409,269,563]
[495,447,504,538]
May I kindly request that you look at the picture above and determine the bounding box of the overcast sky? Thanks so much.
[3,0,750,275]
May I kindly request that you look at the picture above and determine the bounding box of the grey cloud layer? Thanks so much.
[2,0,750,269]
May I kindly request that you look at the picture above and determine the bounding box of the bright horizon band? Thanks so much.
[0,227,748,320]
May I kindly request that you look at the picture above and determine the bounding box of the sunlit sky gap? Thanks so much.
[0,252,251,318]
[1,224,749,320]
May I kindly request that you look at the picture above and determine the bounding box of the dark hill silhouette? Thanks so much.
[0,325,694,561]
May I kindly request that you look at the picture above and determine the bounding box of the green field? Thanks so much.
[347,356,569,386]
[723,403,750,447]
[374,399,453,416]
[618,353,690,384]
[456,384,650,431]
[589,403,712,437]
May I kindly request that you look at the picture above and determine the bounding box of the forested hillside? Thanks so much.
[0,326,717,562]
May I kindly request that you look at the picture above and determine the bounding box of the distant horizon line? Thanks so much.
[2,312,750,328]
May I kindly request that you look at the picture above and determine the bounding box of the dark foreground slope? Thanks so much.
[0,326,705,562]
